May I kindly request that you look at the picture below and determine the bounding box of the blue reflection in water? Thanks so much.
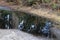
[18,20,24,30]
[41,21,52,36]
[27,24,37,33]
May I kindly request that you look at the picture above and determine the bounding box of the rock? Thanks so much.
[0,29,54,40]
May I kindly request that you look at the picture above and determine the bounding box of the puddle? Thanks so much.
[0,10,56,40]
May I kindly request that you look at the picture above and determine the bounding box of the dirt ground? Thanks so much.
[0,29,54,40]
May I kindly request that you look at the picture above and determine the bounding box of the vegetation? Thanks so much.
[51,3,57,10]
[0,10,12,29]
[0,10,12,17]
[5,0,60,10]
[4,11,49,31]
[21,0,59,10]
[43,0,51,3]
[15,12,49,31]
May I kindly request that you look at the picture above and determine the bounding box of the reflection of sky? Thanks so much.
[20,20,24,25]
[18,20,24,29]
[5,24,9,29]
[7,14,10,21]
[31,25,35,28]
[42,21,51,33]
[0,6,11,10]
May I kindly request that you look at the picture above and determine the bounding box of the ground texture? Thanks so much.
[0,29,54,40]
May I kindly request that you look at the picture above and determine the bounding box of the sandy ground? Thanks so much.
[0,29,54,40]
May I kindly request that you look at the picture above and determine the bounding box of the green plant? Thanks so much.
[51,3,57,9]
[0,10,12,18]
[44,0,51,3]
[27,0,36,6]
[27,0,34,3]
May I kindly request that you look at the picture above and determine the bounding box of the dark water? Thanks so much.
[16,12,53,38]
